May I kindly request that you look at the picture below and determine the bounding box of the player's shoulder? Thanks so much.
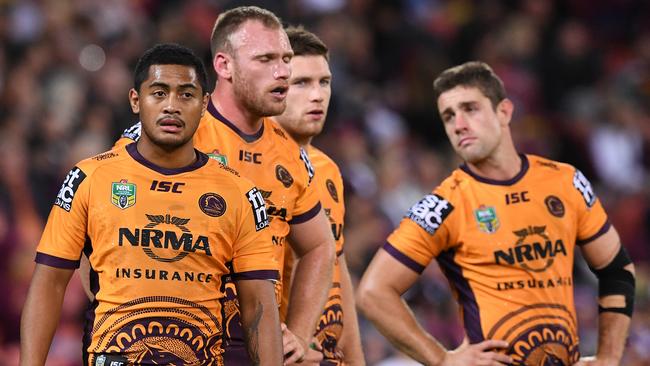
[75,146,131,176]
[527,154,576,177]
[266,118,316,184]
[265,118,295,145]
[308,146,341,173]
[431,168,473,200]
[201,157,256,194]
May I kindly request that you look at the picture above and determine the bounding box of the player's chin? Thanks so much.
[152,134,191,150]
[262,101,286,116]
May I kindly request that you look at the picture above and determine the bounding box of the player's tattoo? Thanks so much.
[244,300,263,365]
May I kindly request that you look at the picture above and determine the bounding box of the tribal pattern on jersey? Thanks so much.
[116,100,321,361]
[282,146,346,363]
[36,144,278,364]
[385,154,610,365]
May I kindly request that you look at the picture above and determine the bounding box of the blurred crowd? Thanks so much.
[0,0,649,365]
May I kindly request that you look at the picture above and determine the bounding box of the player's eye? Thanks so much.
[152,90,166,97]
[320,79,331,87]
[292,79,307,86]
[181,92,194,98]
[282,56,292,64]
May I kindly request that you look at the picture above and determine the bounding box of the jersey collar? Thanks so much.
[126,143,208,175]
[460,153,529,186]
[207,99,264,143]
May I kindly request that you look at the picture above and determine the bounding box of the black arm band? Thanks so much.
[589,246,635,317]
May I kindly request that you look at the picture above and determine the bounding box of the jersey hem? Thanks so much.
[231,269,280,281]
[289,202,322,225]
[35,252,80,269]
[576,219,611,246]
[382,242,425,273]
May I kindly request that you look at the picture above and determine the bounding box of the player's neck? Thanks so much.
[291,134,312,148]
[135,139,197,170]
[210,91,264,134]
[465,146,522,181]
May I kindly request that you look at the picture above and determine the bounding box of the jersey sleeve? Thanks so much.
[288,147,321,224]
[230,185,280,281]
[385,192,455,273]
[35,165,91,269]
[113,121,141,149]
[570,168,610,245]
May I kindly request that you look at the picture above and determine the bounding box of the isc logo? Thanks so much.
[150,180,184,193]
[239,150,262,164]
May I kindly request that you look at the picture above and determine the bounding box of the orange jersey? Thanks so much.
[385,154,609,365]
[281,146,345,364]
[116,100,321,359]
[36,143,278,365]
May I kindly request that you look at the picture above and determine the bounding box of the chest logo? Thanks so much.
[207,149,228,166]
[199,193,227,217]
[112,180,136,210]
[326,179,339,203]
[474,205,499,234]
[276,165,294,188]
[545,195,565,218]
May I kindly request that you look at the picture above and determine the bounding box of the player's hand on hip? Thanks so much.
[574,356,619,366]
[442,338,512,366]
[282,323,308,365]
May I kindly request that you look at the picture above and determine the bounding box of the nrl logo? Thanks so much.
[207,149,228,165]
[112,180,136,209]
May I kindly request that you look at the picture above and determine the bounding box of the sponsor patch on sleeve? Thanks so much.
[299,147,315,184]
[405,194,453,235]
[246,187,270,231]
[55,166,87,212]
[121,121,142,141]
[572,169,596,207]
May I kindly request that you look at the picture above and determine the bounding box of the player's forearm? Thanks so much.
[595,312,631,364]
[286,242,334,341]
[238,281,283,366]
[20,266,71,365]
[357,287,445,365]
[338,256,365,365]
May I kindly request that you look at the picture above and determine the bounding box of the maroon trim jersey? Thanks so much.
[385,154,609,365]
[281,146,345,364]
[115,100,321,361]
[36,144,278,365]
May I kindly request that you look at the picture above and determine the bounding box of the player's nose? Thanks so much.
[273,62,290,80]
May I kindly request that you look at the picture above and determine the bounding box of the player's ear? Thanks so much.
[129,88,140,114]
[497,98,514,126]
[213,52,233,80]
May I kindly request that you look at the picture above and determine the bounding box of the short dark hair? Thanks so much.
[433,61,506,109]
[285,26,329,61]
[210,6,283,58]
[133,43,208,93]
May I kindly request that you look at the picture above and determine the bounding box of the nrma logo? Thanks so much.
[119,214,211,262]
[494,225,567,272]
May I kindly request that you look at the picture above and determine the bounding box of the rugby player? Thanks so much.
[357,61,635,366]
[114,7,335,364]
[273,26,364,365]
[20,44,282,365]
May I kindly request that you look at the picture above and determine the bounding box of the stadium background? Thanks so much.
[0,0,648,364]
